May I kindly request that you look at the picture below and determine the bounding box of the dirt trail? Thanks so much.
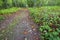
[0,9,40,40]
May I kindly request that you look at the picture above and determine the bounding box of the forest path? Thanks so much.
[0,8,40,40]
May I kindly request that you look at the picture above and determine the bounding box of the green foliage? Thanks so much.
[29,6,60,40]
[0,0,3,9]
[0,16,5,21]
[0,7,20,21]
[0,0,3,6]
[0,0,60,8]
[0,7,20,15]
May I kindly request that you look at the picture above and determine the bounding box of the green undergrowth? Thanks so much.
[0,16,5,22]
[0,7,20,22]
[0,7,20,15]
[29,6,60,40]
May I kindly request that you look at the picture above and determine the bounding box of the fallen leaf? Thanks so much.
[31,26,35,29]
[36,37,39,40]
[33,28,36,31]
[23,30,28,35]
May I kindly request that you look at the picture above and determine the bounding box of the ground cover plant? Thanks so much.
[0,7,20,21]
[0,7,20,15]
[29,6,60,40]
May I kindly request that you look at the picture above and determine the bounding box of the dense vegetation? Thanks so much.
[29,6,60,40]
[0,0,60,9]
[0,7,20,15]
[0,0,60,40]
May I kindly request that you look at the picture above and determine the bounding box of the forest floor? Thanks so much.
[0,8,40,40]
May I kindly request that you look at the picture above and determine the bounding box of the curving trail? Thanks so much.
[0,9,40,40]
